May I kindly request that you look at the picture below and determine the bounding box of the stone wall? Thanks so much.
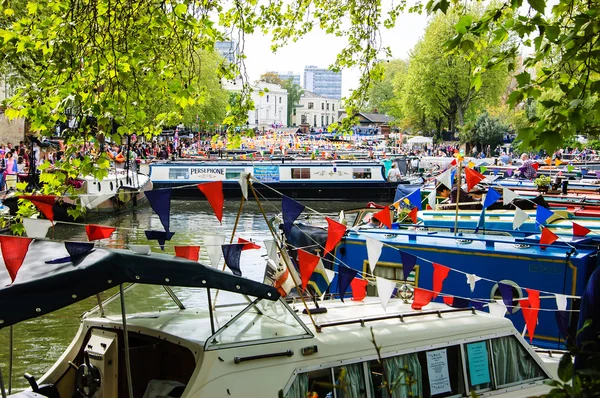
[0,114,26,145]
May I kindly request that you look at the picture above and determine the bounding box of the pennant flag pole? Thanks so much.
[365,236,384,273]
[204,235,226,268]
[376,276,396,312]
[0,236,33,283]
[297,249,321,291]
[85,224,116,241]
[221,243,244,276]
[198,181,225,223]
[145,189,172,232]
[22,218,52,238]
[324,217,347,255]
[338,267,358,302]
[282,196,305,238]
[174,246,201,261]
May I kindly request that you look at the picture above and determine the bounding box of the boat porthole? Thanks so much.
[135,275,140,280]
[236,285,240,290]
[267,292,272,297]
[98,183,101,192]
[72,294,77,299]
[165,278,170,282]
[490,279,523,314]
[36,308,41,312]
[202,280,206,284]
[108,279,112,284]
[110,182,114,191]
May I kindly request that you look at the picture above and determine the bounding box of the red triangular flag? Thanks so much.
[350,277,368,301]
[432,263,450,298]
[408,207,418,223]
[465,168,485,191]
[0,236,33,283]
[297,249,321,291]
[573,223,591,238]
[522,288,540,343]
[412,287,434,310]
[197,181,224,223]
[532,163,539,170]
[450,158,457,166]
[539,227,559,249]
[174,246,200,261]
[85,224,116,241]
[443,295,454,307]
[324,217,347,255]
[372,207,392,229]
[19,195,55,222]
[237,237,261,251]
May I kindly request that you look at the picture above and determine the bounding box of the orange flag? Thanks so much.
[197,181,224,223]
[408,207,418,224]
[572,223,591,238]
[350,278,368,301]
[19,195,56,222]
[555,158,562,167]
[373,207,392,229]
[0,236,33,283]
[465,168,486,191]
[174,246,200,261]
[324,217,347,255]
[297,249,321,291]
[544,158,552,166]
[539,227,559,249]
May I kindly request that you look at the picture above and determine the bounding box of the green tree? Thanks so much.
[258,72,283,85]
[461,112,507,150]
[281,78,303,127]
[366,59,408,118]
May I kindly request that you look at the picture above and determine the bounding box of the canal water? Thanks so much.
[0,199,361,391]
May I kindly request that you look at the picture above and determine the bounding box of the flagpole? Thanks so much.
[453,160,462,236]
[249,180,319,332]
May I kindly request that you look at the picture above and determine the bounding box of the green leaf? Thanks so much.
[545,25,560,41]
[527,0,546,13]
[460,39,475,52]
[515,72,531,86]
[174,4,187,17]
[471,74,483,91]
[557,353,573,382]
[455,15,473,35]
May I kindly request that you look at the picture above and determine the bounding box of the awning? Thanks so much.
[0,240,280,328]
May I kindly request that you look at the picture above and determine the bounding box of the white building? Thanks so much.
[223,80,288,128]
[291,91,340,128]
[303,66,342,100]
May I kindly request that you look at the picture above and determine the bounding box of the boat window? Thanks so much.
[491,335,545,387]
[368,353,422,397]
[464,341,493,392]
[286,369,333,398]
[291,168,311,179]
[226,168,245,180]
[417,346,465,397]
[333,363,367,397]
[353,168,372,179]
[169,168,190,180]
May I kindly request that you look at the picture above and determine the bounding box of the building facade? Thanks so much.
[303,66,342,100]
[223,80,288,128]
[0,75,26,144]
[275,72,301,86]
[291,91,340,128]
[215,40,239,65]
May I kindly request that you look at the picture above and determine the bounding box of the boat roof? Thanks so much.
[150,160,385,166]
[0,240,280,328]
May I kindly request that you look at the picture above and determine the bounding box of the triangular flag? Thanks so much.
[204,235,225,268]
[483,188,501,209]
[432,263,450,298]
[237,237,261,251]
[19,195,55,222]
[465,167,485,191]
[174,246,200,261]
[85,224,116,241]
[443,296,470,308]
[412,287,434,310]
[573,223,591,238]
[555,294,568,311]
[408,208,418,224]
[400,251,417,281]
[466,273,481,292]
[391,201,400,211]
[493,168,499,176]
[22,218,52,238]
[532,163,539,171]
[145,230,175,251]
[350,278,368,301]
[145,189,172,232]
[503,188,518,205]
[513,207,529,230]
[474,208,486,233]
[596,170,600,179]
[540,227,559,249]
[282,196,305,238]
[536,206,554,226]
[450,158,457,166]
[365,236,383,273]
[468,161,475,169]
[555,311,571,340]
[315,259,336,285]
[238,172,249,199]
[0,236,33,282]
[376,276,396,312]
[198,181,225,223]
[427,190,436,209]
[222,243,244,276]
[471,301,486,311]
[544,158,552,166]
[498,282,515,313]
[65,241,94,262]
[582,169,588,176]
[522,288,540,343]
[567,164,574,172]
[406,189,422,211]
[338,266,358,302]
[555,158,561,167]
[505,168,513,177]
[488,302,507,317]
[480,166,488,174]
[436,169,452,189]
[264,240,279,263]
[372,207,392,229]
[324,217,347,255]
[297,249,321,291]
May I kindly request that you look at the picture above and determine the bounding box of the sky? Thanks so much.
[241,11,430,98]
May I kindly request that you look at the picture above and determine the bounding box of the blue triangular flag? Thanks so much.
[337,266,358,302]
[450,169,456,185]
[493,169,499,176]
[399,250,417,281]
[451,297,471,308]
[65,242,95,265]
[581,169,588,176]
[282,196,305,238]
[474,208,485,233]
[535,205,554,226]
[145,230,175,251]
[498,282,515,313]
[222,244,244,276]
[145,189,172,232]
[555,311,570,341]
[483,188,501,209]
[406,188,422,211]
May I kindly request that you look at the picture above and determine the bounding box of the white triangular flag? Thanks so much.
[436,168,453,189]
[466,273,482,292]
[503,188,518,205]
[376,276,397,312]
[555,294,568,311]
[513,207,529,230]
[315,259,336,285]
[204,235,225,268]
[488,301,507,318]
[365,236,384,273]
[238,172,249,199]
[264,239,279,263]
[338,210,346,224]
[427,190,437,209]
[22,218,52,238]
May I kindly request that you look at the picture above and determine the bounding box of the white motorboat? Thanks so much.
[0,240,556,398]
